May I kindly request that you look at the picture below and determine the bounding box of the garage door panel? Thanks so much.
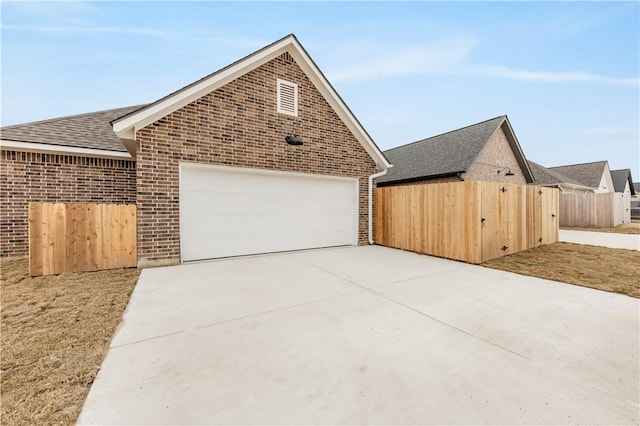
[180,164,358,261]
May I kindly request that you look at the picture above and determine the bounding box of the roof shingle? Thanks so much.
[378,116,507,184]
[610,169,635,195]
[527,160,585,187]
[1,105,146,152]
[547,161,608,189]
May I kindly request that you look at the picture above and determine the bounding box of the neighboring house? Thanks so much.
[376,116,534,187]
[610,169,636,196]
[633,183,640,201]
[527,160,594,194]
[547,161,614,193]
[0,34,391,267]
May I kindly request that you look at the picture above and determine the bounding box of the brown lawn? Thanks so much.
[561,224,640,235]
[1,258,139,426]
[1,242,638,425]
[483,242,640,298]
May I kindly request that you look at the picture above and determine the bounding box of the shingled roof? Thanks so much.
[0,105,146,153]
[527,160,586,187]
[377,116,532,184]
[610,169,635,195]
[547,161,608,189]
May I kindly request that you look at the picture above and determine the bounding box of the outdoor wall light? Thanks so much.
[285,135,303,145]
[497,167,515,176]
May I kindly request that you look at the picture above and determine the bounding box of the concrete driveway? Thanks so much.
[78,246,639,425]
[560,229,640,250]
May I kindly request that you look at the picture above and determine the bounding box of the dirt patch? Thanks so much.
[483,242,640,298]
[561,225,640,235]
[1,258,140,426]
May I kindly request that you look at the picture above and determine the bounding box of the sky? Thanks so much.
[1,1,639,178]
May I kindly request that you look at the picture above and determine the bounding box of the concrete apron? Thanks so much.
[77,245,639,425]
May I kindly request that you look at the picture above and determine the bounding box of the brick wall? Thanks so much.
[136,53,377,266]
[0,151,136,257]
[462,126,527,184]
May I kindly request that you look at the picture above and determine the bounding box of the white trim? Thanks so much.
[112,35,391,170]
[179,162,358,184]
[0,139,132,159]
[368,169,387,244]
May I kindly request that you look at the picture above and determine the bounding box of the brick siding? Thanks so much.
[462,126,527,184]
[0,151,136,257]
[136,53,377,266]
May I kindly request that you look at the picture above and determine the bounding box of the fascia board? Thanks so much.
[0,139,132,159]
[288,39,391,170]
[112,41,291,137]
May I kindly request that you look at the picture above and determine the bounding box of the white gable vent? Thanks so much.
[277,79,298,116]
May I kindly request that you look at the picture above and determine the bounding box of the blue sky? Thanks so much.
[2,1,639,177]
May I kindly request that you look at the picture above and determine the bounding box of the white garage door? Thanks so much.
[179,163,359,262]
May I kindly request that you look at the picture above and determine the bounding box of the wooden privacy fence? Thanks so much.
[29,203,136,276]
[374,181,559,263]
[560,192,628,227]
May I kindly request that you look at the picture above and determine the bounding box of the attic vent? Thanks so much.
[277,79,298,116]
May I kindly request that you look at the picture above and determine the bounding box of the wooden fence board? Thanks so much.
[29,203,136,276]
[559,193,613,227]
[374,182,559,264]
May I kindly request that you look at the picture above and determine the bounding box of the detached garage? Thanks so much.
[109,34,390,267]
[180,164,358,261]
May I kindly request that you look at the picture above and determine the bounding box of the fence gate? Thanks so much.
[480,183,527,261]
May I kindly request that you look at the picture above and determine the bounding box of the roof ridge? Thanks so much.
[1,104,148,130]
[384,115,506,153]
[548,160,607,169]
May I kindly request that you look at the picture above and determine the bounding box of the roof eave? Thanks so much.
[499,117,534,183]
[112,34,390,170]
[0,139,132,160]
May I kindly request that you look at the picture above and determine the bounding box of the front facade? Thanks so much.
[131,50,383,266]
[1,35,390,266]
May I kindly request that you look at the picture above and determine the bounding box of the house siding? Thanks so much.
[462,126,527,184]
[136,52,377,267]
[0,150,136,257]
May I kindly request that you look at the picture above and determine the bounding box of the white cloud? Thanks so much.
[473,65,640,87]
[327,39,639,88]
[0,24,167,37]
[327,37,477,83]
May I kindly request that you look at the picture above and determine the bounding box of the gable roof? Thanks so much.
[377,115,533,184]
[634,182,640,194]
[527,160,592,189]
[548,161,609,189]
[112,34,390,170]
[610,169,635,195]
[1,105,144,158]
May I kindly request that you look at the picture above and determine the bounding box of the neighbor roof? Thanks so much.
[112,33,391,170]
[610,169,635,195]
[548,161,608,189]
[377,116,533,184]
[1,105,145,154]
[527,160,590,188]
[634,182,640,194]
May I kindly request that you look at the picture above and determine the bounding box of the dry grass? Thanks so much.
[483,242,640,298]
[561,224,640,235]
[1,258,139,426]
